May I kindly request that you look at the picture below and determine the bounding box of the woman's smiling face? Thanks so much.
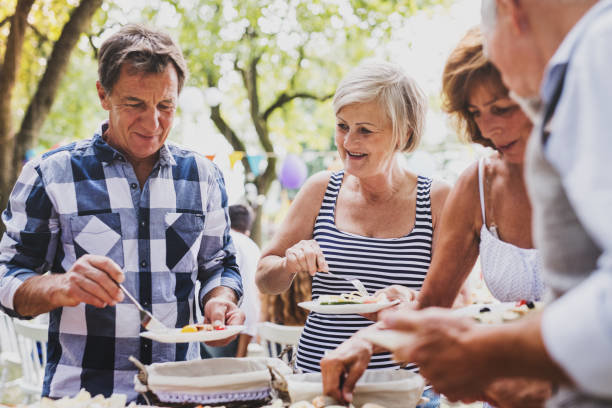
[335,101,397,178]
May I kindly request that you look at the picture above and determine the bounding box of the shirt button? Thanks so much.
[130,183,138,189]
[140,260,147,268]
[140,221,146,227]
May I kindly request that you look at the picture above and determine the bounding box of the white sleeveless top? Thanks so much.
[478,157,545,302]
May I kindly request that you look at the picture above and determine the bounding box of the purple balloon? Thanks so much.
[279,154,308,189]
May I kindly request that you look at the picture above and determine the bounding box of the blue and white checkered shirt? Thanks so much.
[0,122,242,401]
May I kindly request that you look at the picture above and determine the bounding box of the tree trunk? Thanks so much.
[251,206,264,248]
[249,155,277,245]
[12,0,104,185]
[0,0,103,236]
[0,0,35,212]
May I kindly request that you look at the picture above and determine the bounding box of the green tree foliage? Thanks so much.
[142,0,445,243]
[0,0,103,230]
[0,0,446,242]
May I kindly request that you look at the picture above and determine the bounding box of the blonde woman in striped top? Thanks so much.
[256,61,450,404]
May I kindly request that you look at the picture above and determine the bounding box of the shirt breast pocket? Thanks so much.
[70,213,124,268]
[165,212,205,272]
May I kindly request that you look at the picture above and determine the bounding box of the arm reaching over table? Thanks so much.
[382,308,570,403]
[320,331,377,404]
[256,172,330,295]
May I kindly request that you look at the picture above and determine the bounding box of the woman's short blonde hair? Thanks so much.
[332,61,427,153]
[442,27,508,148]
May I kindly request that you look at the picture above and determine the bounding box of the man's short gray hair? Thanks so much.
[481,0,498,32]
[332,60,427,153]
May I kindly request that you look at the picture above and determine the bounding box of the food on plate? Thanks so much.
[141,322,243,343]
[317,292,388,305]
[288,395,357,408]
[471,300,541,324]
[260,400,284,408]
[180,325,198,333]
[286,395,387,408]
[312,395,327,408]
[180,321,225,333]
[289,401,315,408]
[312,395,346,407]
[36,389,132,408]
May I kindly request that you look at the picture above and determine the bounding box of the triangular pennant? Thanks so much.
[246,154,265,177]
[25,148,37,161]
[205,154,216,162]
[229,151,245,169]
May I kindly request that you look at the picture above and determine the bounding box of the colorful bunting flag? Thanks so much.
[25,148,38,161]
[229,151,245,169]
[247,154,265,177]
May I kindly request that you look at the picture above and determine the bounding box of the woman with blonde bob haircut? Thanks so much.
[256,60,450,377]
[332,61,426,153]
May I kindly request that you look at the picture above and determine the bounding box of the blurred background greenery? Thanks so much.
[0,0,487,246]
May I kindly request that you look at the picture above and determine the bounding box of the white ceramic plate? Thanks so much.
[360,328,417,352]
[298,299,400,315]
[140,325,244,343]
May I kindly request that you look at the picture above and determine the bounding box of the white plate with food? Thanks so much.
[298,293,400,315]
[140,324,244,343]
[453,300,541,324]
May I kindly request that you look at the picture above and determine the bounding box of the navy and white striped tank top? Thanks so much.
[296,170,434,373]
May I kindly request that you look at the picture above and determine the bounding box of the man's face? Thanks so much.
[97,64,178,164]
[482,2,543,98]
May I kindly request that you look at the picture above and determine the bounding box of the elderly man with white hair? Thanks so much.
[376,0,612,407]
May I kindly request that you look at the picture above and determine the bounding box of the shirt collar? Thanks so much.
[93,121,177,167]
[541,0,612,104]
[158,142,176,167]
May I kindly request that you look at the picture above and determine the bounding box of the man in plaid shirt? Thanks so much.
[0,24,244,401]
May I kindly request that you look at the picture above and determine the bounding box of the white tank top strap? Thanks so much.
[477,156,544,302]
[478,157,487,225]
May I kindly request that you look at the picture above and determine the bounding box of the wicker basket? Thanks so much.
[130,356,293,407]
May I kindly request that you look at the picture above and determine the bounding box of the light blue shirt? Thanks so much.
[539,0,612,398]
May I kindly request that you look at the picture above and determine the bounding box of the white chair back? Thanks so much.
[0,312,21,357]
[0,312,22,400]
[12,318,48,401]
[257,322,303,365]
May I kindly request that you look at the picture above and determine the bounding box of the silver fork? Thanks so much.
[323,271,369,297]
[115,282,167,332]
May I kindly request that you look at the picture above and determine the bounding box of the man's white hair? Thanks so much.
[481,0,497,32]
